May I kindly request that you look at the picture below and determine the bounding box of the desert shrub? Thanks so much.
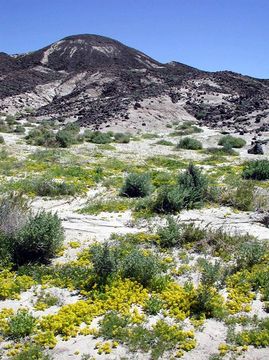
[198,259,226,288]
[176,137,203,150]
[0,193,29,238]
[7,309,36,339]
[120,173,152,198]
[191,286,226,319]
[144,296,163,315]
[5,114,17,125]
[235,241,267,270]
[157,217,182,248]
[12,344,52,360]
[0,119,12,132]
[205,145,237,156]
[152,165,208,213]
[55,130,74,148]
[155,139,174,146]
[217,181,255,211]
[114,132,130,143]
[33,179,78,197]
[26,127,57,147]
[121,249,161,287]
[14,125,25,133]
[173,122,203,136]
[12,211,64,266]
[242,160,269,180]
[218,135,246,148]
[177,163,208,207]
[180,223,207,244]
[152,185,186,213]
[90,243,118,285]
[84,130,113,144]
[0,135,5,143]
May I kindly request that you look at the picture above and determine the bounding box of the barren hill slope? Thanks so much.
[0,34,268,133]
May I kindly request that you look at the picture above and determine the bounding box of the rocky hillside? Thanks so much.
[0,34,269,133]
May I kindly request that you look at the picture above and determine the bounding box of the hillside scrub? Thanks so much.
[176,137,203,150]
[120,173,153,198]
[218,135,246,149]
[152,164,209,213]
[242,160,269,180]
[0,194,64,266]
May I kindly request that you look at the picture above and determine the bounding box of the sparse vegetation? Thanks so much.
[176,137,203,150]
[242,160,269,180]
[120,173,152,198]
[218,135,246,149]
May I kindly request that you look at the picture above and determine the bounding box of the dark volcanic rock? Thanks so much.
[0,34,269,131]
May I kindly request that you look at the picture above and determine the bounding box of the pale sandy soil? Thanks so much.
[0,124,269,360]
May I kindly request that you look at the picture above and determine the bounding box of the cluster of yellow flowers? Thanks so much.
[0,270,34,300]
[94,341,118,355]
[37,279,148,344]
[226,271,254,314]
[0,308,14,334]
[160,282,195,320]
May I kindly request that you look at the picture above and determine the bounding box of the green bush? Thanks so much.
[121,248,161,287]
[144,297,163,315]
[114,132,130,143]
[205,145,237,156]
[152,185,186,213]
[235,241,267,270]
[34,179,78,197]
[12,211,64,266]
[0,135,5,144]
[12,344,52,360]
[26,127,57,147]
[84,130,113,144]
[218,135,246,148]
[90,243,118,285]
[55,130,74,148]
[177,163,208,207]
[120,173,152,198]
[155,139,174,146]
[198,259,225,288]
[242,160,269,180]
[157,217,182,248]
[14,125,26,134]
[152,164,208,213]
[176,137,203,150]
[7,309,36,339]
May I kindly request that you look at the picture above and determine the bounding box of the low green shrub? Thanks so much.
[14,125,26,134]
[205,146,237,156]
[153,164,208,213]
[218,135,246,149]
[84,130,113,144]
[155,139,174,146]
[114,132,130,143]
[7,309,36,339]
[12,211,64,266]
[121,248,161,287]
[157,217,182,248]
[120,173,152,198]
[144,297,163,315]
[90,243,118,285]
[0,135,5,143]
[12,344,52,360]
[176,137,203,150]
[242,160,269,180]
[235,241,267,270]
[153,185,186,213]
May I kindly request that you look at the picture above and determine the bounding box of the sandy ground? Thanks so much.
[0,125,269,359]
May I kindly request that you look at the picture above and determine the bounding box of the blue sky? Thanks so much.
[0,0,268,78]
